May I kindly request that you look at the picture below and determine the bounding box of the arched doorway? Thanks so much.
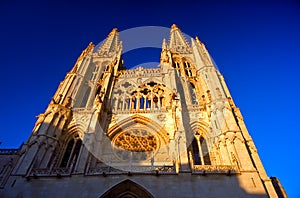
[100,179,154,198]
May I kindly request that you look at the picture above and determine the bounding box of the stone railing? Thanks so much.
[73,108,93,113]
[87,165,175,175]
[0,160,15,188]
[0,149,19,155]
[118,68,162,78]
[112,108,167,114]
[31,168,70,177]
[192,165,239,175]
[186,104,205,112]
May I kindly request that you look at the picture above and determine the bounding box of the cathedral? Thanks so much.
[0,25,286,197]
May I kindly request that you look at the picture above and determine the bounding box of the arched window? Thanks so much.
[60,138,82,168]
[112,81,173,111]
[173,61,180,69]
[153,96,159,109]
[173,61,181,76]
[192,138,201,165]
[80,87,91,107]
[60,139,74,168]
[184,61,193,77]
[184,61,190,68]
[189,136,211,166]
[189,83,198,104]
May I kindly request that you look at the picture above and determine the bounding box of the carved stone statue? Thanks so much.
[94,94,102,108]
[51,94,63,104]
[63,96,72,108]
[161,50,169,63]
[32,114,45,132]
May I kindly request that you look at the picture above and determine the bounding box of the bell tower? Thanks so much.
[12,28,124,176]
[1,25,286,198]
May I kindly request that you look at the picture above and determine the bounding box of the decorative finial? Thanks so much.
[162,38,167,50]
[171,24,179,30]
[195,36,202,44]
[108,28,118,36]
[88,42,95,47]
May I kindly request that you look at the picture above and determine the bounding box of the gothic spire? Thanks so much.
[96,28,121,56]
[162,38,168,50]
[69,42,94,74]
[194,36,213,65]
[168,24,190,53]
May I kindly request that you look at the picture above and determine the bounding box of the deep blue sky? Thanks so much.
[0,0,299,196]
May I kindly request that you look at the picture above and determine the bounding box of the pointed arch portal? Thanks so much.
[100,179,154,198]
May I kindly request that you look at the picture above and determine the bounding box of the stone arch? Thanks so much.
[112,79,139,110]
[100,179,154,198]
[190,121,209,137]
[141,78,164,86]
[106,114,170,161]
[172,54,183,63]
[115,79,138,89]
[52,123,84,169]
[181,56,194,64]
[65,123,85,138]
[188,121,212,166]
[101,60,111,67]
[58,134,82,168]
[140,79,174,94]
[171,56,182,72]
[137,81,175,110]
[107,114,169,143]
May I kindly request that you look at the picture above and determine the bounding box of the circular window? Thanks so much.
[112,128,158,161]
[113,129,157,152]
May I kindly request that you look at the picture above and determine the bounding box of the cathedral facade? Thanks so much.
[0,25,286,197]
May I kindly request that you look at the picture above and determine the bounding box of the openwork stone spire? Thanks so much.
[169,24,191,53]
[70,42,94,74]
[96,28,121,56]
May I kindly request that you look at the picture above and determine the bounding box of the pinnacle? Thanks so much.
[162,38,167,50]
[96,27,121,55]
[195,36,202,44]
[171,24,179,31]
[108,28,118,37]
[169,24,190,51]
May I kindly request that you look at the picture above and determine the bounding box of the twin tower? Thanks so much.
[1,25,285,197]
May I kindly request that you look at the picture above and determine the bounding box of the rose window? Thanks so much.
[113,129,157,152]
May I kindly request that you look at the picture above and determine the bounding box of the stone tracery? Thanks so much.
[113,129,157,152]
[112,81,174,111]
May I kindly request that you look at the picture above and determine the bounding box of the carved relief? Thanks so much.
[113,129,157,152]
[157,114,166,122]
[111,80,175,112]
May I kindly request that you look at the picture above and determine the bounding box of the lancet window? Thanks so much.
[184,61,193,77]
[189,83,198,104]
[190,136,211,165]
[192,138,201,165]
[59,135,82,168]
[173,61,181,76]
[112,81,173,111]
[81,87,91,107]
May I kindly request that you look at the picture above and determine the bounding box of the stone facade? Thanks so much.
[0,25,286,197]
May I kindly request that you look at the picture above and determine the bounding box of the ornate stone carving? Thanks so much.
[193,165,239,174]
[157,114,166,122]
[113,129,157,152]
